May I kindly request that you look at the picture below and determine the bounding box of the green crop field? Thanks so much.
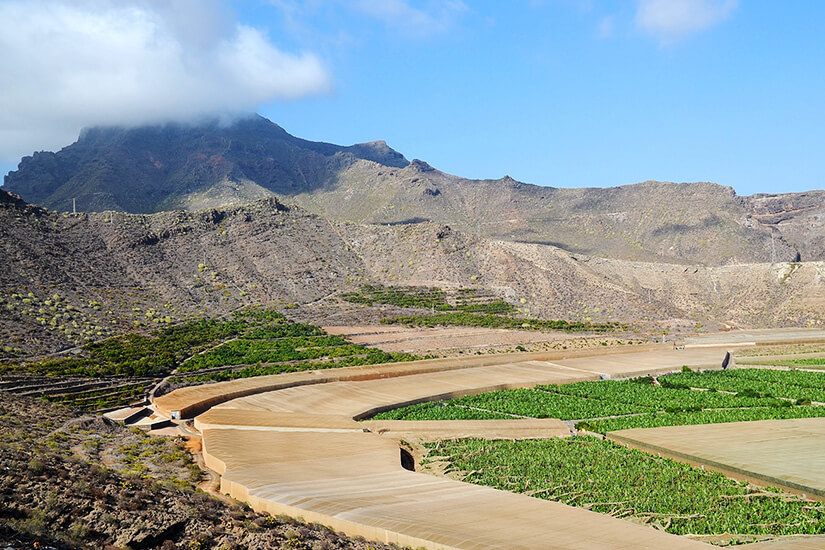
[373,387,651,421]
[662,369,825,403]
[373,369,825,432]
[1,308,419,380]
[426,437,825,539]
[779,358,825,369]
[735,344,825,369]
[390,367,825,543]
[374,401,511,421]
[341,284,515,314]
[380,312,620,333]
[0,307,420,410]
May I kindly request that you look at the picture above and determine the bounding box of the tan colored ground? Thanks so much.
[746,536,825,549]
[152,331,825,549]
[154,343,718,418]
[323,325,623,354]
[156,346,728,550]
[684,328,825,346]
[202,429,708,550]
[365,418,572,442]
[608,418,825,501]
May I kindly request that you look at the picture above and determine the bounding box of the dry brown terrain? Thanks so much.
[8,116,825,266]
[323,325,636,354]
[0,393,402,550]
[4,188,825,360]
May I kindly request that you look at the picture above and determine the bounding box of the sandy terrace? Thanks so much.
[608,418,825,502]
[155,346,733,550]
[323,324,618,353]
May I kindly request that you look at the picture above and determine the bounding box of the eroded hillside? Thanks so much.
[3,190,825,359]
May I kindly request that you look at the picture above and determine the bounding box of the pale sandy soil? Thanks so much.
[153,331,825,550]
[608,418,825,502]
[324,324,638,354]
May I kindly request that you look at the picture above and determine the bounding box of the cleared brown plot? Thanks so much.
[323,325,595,354]
[608,418,825,501]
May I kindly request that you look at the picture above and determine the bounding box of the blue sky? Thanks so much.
[2,1,824,196]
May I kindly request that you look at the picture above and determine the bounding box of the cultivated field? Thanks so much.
[148,331,825,549]
[378,368,825,431]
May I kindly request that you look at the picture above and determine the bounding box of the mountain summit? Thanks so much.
[3,114,408,214]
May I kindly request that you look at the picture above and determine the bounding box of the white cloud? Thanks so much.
[352,0,468,35]
[0,0,331,162]
[636,0,738,43]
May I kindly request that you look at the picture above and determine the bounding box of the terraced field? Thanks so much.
[152,335,825,549]
[0,374,158,411]
[0,308,418,411]
[373,365,825,542]
[342,284,622,333]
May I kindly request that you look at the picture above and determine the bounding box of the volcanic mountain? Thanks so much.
[4,114,825,265]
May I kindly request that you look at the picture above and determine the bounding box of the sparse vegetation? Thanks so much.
[0,393,401,549]
[344,285,621,332]
[1,307,421,410]
[0,316,250,377]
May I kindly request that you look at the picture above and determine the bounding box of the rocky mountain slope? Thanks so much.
[2,190,824,359]
[2,115,406,214]
[5,116,825,265]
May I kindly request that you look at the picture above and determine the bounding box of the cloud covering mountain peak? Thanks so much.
[0,0,331,163]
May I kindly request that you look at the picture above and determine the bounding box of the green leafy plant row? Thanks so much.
[370,401,512,421]
[374,369,825,432]
[663,369,825,403]
[427,437,825,537]
[380,312,619,333]
[577,405,825,433]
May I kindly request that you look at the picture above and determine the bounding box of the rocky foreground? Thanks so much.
[0,393,399,549]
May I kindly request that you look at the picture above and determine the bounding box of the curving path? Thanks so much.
[154,345,733,549]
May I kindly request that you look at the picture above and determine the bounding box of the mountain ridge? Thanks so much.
[4,115,825,266]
